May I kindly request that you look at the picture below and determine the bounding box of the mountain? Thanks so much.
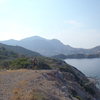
[0,43,41,57]
[1,36,100,57]
[1,39,18,45]
[1,36,70,56]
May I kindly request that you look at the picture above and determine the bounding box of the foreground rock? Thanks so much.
[0,69,100,100]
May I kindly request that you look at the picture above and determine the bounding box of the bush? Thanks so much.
[10,58,31,69]
[33,61,51,70]
[76,96,83,100]
[9,57,51,70]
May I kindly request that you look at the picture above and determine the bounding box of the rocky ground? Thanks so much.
[0,69,100,100]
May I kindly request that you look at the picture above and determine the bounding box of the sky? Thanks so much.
[0,0,100,48]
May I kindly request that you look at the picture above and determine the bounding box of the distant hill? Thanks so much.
[0,43,41,57]
[0,46,19,60]
[1,36,100,57]
[52,53,100,59]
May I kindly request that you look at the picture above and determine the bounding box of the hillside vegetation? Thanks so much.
[0,43,41,57]
[52,53,100,59]
[0,43,41,70]
[0,47,19,59]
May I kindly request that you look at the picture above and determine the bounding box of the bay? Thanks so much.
[65,58,100,88]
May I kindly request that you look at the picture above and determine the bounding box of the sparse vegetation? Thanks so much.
[0,47,19,59]
[11,88,49,100]
[75,96,83,100]
[10,57,31,69]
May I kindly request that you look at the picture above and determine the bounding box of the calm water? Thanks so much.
[65,58,100,78]
[65,58,100,88]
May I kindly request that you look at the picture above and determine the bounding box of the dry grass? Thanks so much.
[11,88,47,100]
[0,69,97,100]
[0,69,67,100]
[0,69,29,75]
[11,88,31,100]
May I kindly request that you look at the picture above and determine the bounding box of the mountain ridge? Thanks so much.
[0,36,100,57]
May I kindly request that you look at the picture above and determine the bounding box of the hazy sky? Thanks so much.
[0,0,100,48]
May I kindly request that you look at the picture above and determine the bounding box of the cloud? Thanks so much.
[64,20,82,27]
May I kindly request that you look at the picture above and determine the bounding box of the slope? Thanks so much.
[0,69,100,100]
[0,43,41,57]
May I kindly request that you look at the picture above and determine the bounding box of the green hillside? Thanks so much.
[0,47,19,59]
[0,43,41,69]
[0,43,41,57]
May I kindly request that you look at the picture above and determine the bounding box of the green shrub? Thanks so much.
[10,58,31,69]
[76,96,83,100]
[9,57,51,70]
